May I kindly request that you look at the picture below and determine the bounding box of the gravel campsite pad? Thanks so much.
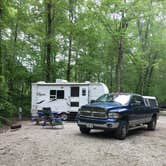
[0,116,166,166]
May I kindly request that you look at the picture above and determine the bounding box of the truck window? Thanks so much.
[149,99,157,107]
[131,96,144,106]
[136,96,144,106]
[50,90,56,100]
[144,99,149,106]
[71,87,79,97]
[57,90,64,99]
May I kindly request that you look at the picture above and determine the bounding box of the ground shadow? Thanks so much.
[74,126,155,140]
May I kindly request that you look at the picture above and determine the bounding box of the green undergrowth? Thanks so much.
[0,121,2,128]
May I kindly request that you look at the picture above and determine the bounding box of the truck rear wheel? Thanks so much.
[114,120,128,140]
[147,116,156,130]
[80,127,91,134]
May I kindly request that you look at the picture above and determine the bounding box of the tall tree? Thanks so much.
[115,0,128,92]
[66,0,75,81]
[94,0,131,91]
[45,0,53,82]
[0,0,3,75]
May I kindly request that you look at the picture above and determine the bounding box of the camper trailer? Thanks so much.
[31,79,109,120]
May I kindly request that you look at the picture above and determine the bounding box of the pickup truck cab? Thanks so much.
[76,93,159,139]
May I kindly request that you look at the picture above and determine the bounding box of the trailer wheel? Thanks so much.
[59,113,68,121]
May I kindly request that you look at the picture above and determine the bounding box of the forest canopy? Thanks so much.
[0,0,166,117]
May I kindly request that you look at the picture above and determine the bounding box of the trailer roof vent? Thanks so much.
[56,79,68,83]
[84,81,90,84]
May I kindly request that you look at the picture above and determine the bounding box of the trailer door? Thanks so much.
[80,86,89,106]
[70,87,80,112]
[70,86,89,112]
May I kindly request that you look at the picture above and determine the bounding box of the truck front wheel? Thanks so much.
[79,127,91,134]
[114,120,128,140]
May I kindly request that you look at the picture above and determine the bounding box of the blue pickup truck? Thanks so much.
[76,93,159,139]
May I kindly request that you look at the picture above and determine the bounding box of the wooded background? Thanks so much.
[0,0,166,119]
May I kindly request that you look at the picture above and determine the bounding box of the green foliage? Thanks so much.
[0,121,2,128]
[0,101,16,119]
[0,76,17,120]
[0,76,8,99]
[0,0,166,113]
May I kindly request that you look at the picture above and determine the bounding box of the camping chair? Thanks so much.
[38,107,64,128]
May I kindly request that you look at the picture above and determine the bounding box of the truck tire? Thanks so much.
[114,120,128,140]
[80,127,91,134]
[147,116,156,130]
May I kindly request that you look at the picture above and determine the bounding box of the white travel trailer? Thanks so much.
[31,79,109,120]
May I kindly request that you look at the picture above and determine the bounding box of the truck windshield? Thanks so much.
[95,94,130,106]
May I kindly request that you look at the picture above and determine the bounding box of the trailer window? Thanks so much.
[50,90,56,100]
[82,89,86,96]
[71,87,79,97]
[71,102,79,107]
[57,90,64,99]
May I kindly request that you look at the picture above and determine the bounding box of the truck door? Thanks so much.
[129,95,146,126]
[144,99,158,123]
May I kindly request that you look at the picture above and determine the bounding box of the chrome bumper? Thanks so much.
[77,121,119,129]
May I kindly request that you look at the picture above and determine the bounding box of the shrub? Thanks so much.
[0,101,17,120]
[0,76,8,99]
[0,75,17,123]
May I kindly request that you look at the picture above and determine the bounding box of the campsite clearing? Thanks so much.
[0,116,166,166]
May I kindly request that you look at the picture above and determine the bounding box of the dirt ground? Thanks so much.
[0,116,166,166]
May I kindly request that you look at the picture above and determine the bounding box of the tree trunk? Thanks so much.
[145,66,154,95]
[115,0,127,92]
[45,0,52,82]
[145,54,158,94]
[74,50,78,81]
[66,0,74,81]
[67,31,72,81]
[0,0,2,75]
[0,28,2,75]
[135,2,151,94]
[115,39,123,92]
